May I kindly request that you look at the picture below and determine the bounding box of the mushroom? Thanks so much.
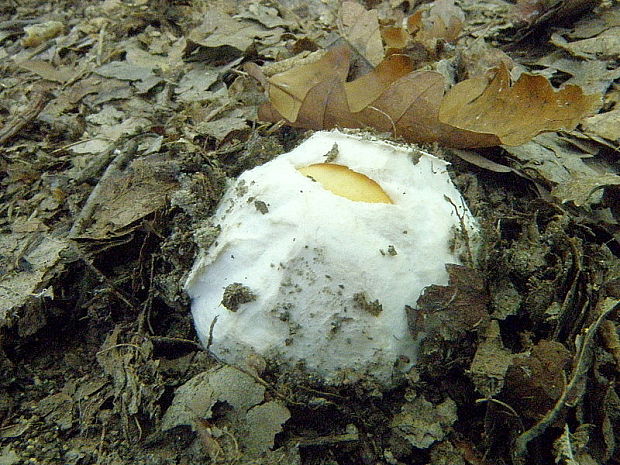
[186,130,478,387]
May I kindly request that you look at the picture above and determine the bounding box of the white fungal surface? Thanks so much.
[186,130,478,386]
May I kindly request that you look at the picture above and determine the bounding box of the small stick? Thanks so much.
[0,87,52,146]
[512,298,620,464]
[69,139,138,237]
[206,316,218,350]
[75,245,139,311]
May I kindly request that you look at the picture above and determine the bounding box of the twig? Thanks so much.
[95,423,106,464]
[0,19,40,30]
[76,246,140,311]
[476,397,525,433]
[69,139,138,237]
[292,431,359,447]
[444,194,474,266]
[96,21,107,66]
[0,87,52,146]
[601,320,620,371]
[206,316,218,350]
[149,336,202,351]
[133,416,143,442]
[512,298,620,464]
[96,343,142,356]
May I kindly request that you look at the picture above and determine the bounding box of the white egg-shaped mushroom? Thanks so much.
[186,130,478,387]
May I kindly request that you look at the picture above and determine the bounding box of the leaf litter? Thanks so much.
[254,44,599,147]
[1,0,620,464]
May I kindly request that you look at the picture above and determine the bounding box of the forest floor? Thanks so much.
[1,0,620,464]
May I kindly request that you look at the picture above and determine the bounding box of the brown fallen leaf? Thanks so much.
[338,1,384,66]
[18,60,77,83]
[449,149,513,173]
[502,340,571,421]
[413,264,490,343]
[412,264,490,374]
[581,108,620,141]
[387,0,464,48]
[255,41,598,148]
[551,172,620,206]
[382,1,463,63]
[417,0,465,44]
[382,25,410,51]
[438,63,600,146]
[263,45,350,123]
[459,40,515,80]
[73,155,178,240]
[257,45,499,148]
[514,0,603,28]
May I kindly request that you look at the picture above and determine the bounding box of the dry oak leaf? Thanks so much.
[418,0,465,44]
[384,0,464,49]
[438,63,600,146]
[338,1,384,66]
[256,44,498,148]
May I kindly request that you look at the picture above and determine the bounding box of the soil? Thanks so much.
[1,1,620,464]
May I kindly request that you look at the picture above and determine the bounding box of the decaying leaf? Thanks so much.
[338,1,383,66]
[175,65,220,103]
[391,393,457,449]
[18,60,77,83]
[501,132,620,206]
[547,5,620,64]
[384,0,464,56]
[162,365,293,461]
[531,52,620,95]
[414,264,490,342]
[430,440,469,465]
[256,45,598,147]
[161,366,266,430]
[551,172,620,206]
[417,0,465,44]
[553,424,599,465]
[96,328,163,419]
[459,40,515,81]
[502,133,598,185]
[21,20,64,47]
[469,320,514,398]
[73,155,178,240]
[581,108,620,141]
[438,62,600,146]
[502,340,571,420]
[552,27,620,60]
[188,8,284,56]
[514,0,602,27]
[0,233,69,335]
[449,149,513,173]
[95,60,160,83]
[243,401,292,455]
[35,391,74,431]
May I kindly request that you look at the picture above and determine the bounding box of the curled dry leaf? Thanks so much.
[438,63,601,146]
[255,44,598,148]
[256,45,498,148]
